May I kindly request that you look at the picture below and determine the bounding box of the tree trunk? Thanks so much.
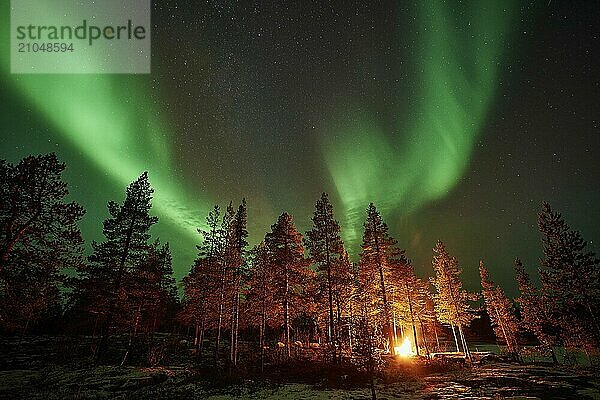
[260,310,265,375]
[199,317,205,358]
[411,320,419,356]
[364,304,377,400]
[549,346,558,365]
[230,264,241,368]
[392,310,398,344]
[418,318,430,357]
[284,296,290,358]
[121,307,141,366]
[458,325,472,362]
[374,234,393,355]
[215,262,226,365]
[283,250,291,358]
[233,290,240,365]
[370,372,377,400]
[193,321,200,355]
[326,264,337,364]
[586,303,600,347]
[407,292,419,356]
[493,303,513,354]
[230,308,235,368]
[451,325,460,352]
[348,305,354,354]
[98,212,137,360]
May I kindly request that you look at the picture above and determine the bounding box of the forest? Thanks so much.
[1,153,599,399]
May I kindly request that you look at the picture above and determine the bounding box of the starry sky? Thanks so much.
[1,1,598,295]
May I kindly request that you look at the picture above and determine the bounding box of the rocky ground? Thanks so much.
[1,336,599,399]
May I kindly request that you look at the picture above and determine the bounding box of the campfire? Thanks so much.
[394,337,415,357]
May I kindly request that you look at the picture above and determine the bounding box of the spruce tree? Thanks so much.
[538,202,600,350]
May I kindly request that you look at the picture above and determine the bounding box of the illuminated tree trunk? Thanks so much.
[458,325,471,361]
[494,305,512,353]
[230,286,240,367]
[121,305,141,366]
[199,317,205,357]
[305,193,346,364]
[376,243,393,354]
[260,296,266,374]
[193,321,200,354]
[215,263,225,365]
[407,287,420,356]
[348,303,354,354]
[392,310,398,344]
[284,258,291,358]
[326,263,337,363]
[451,325,460,352]
[266,213,310,361]
[418,318,431,357]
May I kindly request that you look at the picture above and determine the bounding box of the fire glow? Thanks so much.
[394,337,415,357]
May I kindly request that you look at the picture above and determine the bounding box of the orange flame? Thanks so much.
[394,337,414,357]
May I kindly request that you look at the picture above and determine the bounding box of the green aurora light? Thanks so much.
[1,1,521,272]
[322,1,517,246]
[0,4,211,249]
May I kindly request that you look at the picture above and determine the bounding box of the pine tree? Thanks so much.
[352,300,380,400]
[213,202,235,364]
[180,258,214,358]
[0,154,84,332]
[228,199,248,367]
[183,205,223,359]
[265,212,312,358]
[331,249,354,352]
[305,192,345,363]
[83,172,158,358]
[190,204,225,363]
[538,202,600,350]
[121,240,177,365]
[358,203,404,354]
[181,201,247,366]
[430,240,477,360]
[417,294,441,354]
[479,261,520,357]
[513,257,559,364]
[392,260,429,356]
[243,242,276,371]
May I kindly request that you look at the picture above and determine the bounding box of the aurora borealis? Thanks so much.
[323,1,516,244]
[1,1,598,293]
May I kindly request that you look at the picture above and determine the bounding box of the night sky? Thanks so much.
[1,1,598,295]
